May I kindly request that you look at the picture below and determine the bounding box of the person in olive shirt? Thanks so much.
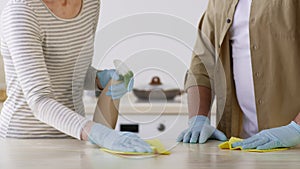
[177,0,300,150]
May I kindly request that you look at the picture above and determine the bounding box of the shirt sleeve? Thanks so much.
[184,1,216,91]
[83,66,98,90]
[1,2,89,140]
[83,0,100,91]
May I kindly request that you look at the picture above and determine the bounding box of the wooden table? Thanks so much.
[0,139,299,169]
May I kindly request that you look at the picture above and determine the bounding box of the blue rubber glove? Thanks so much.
[97,69,117,89]
[88,123,152,153]
[232,121,300,150]
[106,73,134,100]
[97,69,134,99]
[177,115,227,144]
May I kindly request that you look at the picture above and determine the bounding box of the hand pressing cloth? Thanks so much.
[218,137,288,152]
[100,139,171,156]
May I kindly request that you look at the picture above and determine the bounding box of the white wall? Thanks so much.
[0,1,7,16]
[0,0,209,89]
[94,0,208,89]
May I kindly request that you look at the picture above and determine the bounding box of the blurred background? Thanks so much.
[0,0,208,90]
[0,0,210,140]
[93,0,208,89]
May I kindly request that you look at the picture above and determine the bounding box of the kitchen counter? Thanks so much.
[118,93,188,115]
[83,92,216,140]
[0,139,299,169]
[83,92,189,115]
[83,92,190,139]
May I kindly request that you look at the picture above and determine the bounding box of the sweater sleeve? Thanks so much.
[1,2,89,140]
[83,66,98,90]
[83,0,100,91]
[184,0,216,91]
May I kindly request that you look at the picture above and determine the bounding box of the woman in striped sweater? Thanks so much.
[0,0,151,153]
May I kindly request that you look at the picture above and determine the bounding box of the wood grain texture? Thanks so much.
[0,139,299,169]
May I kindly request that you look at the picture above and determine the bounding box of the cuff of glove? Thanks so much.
[96,70,105,89]
[189,115,210,126]
[290,121,300,134]
[88,123,111,146]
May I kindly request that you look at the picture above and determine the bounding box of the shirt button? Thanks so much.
[255,72,260,77]
[250,18,256,23]
[253,45,258,50]
[226,18,231,23]
[258,100,263,104]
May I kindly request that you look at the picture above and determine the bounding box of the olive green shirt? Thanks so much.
[185,0,300,137]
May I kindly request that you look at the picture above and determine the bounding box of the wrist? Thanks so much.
[294,112,300,125]
[189,115,209,120]
[81,121,95,141]
[289,121,300,134]
[189,115,209,126]
[96,71,104,90]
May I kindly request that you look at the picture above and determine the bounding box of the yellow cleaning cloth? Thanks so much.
[100,139,171,156]
[218,137,288,153]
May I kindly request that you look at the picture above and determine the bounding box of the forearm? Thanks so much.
[187,85,212,118]
[24,96,90,140]
[294,113,300,125]
[95,75,103,89]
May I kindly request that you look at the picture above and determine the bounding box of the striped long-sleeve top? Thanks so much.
[0,0,100,139]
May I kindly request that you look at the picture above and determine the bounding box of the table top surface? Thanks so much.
[0,139,299,169]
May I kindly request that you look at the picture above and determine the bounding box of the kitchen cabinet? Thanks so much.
[84,92,218,140]
[116,93,189,140]
[84,92,190,140]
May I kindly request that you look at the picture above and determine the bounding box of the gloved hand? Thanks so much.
[97,69,116,89]
[232,121,300,150]
[97,69,134,99]
[106,71,134,100]
[88,123,152,153]
[177,115,227,144]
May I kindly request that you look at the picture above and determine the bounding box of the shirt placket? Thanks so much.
[248,0,267,128]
